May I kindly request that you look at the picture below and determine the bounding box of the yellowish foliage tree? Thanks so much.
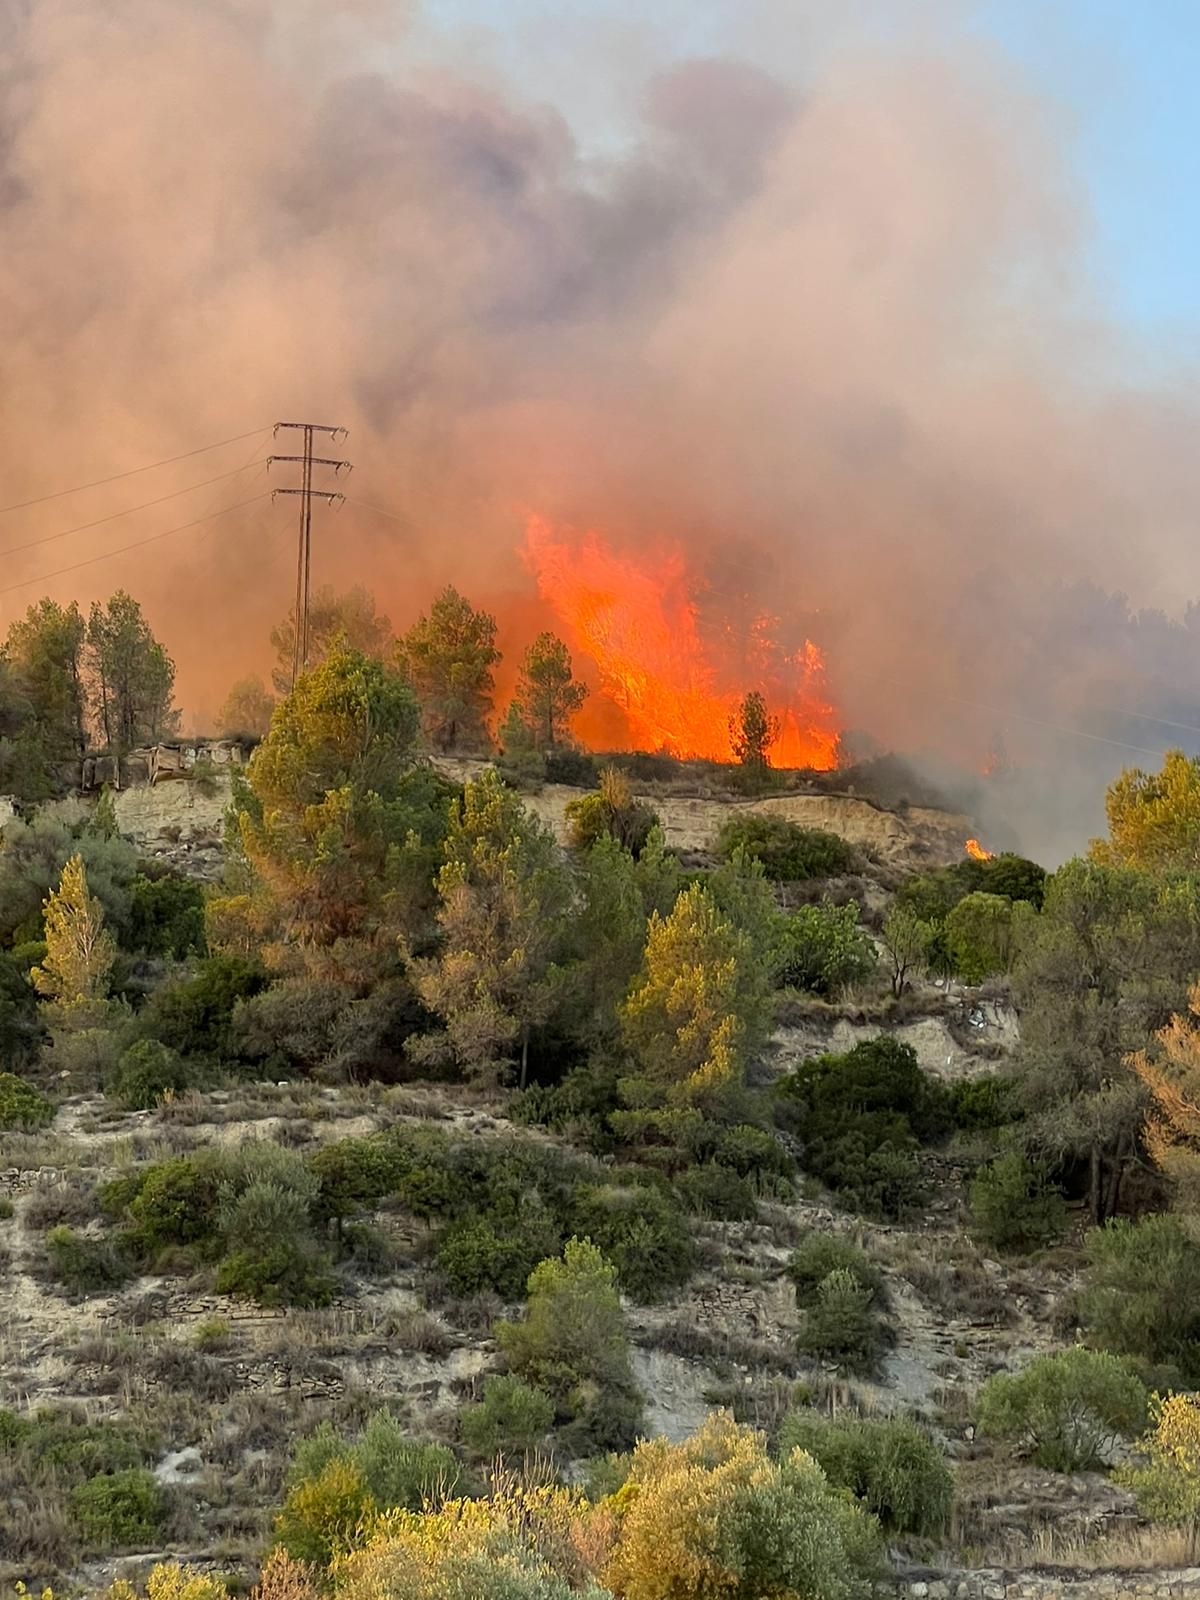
[619,882,763,1108]
[1118,1392,1200,1526]
[1092,749,1200,873]
[1127,984,1200,1219]
[602,1410,879,1600]
[31,852,115,1007]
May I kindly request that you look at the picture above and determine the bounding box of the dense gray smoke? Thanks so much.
[2,0,1198,861]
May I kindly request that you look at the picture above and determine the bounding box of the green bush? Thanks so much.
[789,1233,884,1303]
[69,1467,168,1549]
[108,1038,192,1110]
[437,1212,559,1301]
[796,1268,888,1374]
[353,1411,462,1509]
[969,1152,1065,1252]
[0,1071,54,1130]
[127,869,206,958]
[565,787,658,857]
[499,1239,643,1452]
[944,891,1034,983]
[121,1156,223,1256]
[45,1225,133,1295]
[1079,1214,1200,1383]
[569,1183,696,1301]
[778,1411,953,1536]
[674,1161,759,1220]
[459,1375,555,1459]
[777,1038,950,1220]
[0,952,44,1069]
[976,1348,1148,1471]
[139,954,266,1060]
[716,816,857,881]
[776,900,875,996]
[0,1407,147,1479]
[947,1075,1021,1132]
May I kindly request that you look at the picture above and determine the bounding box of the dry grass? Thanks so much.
[979,1523,1200,1572]
[639,1318,798,1376]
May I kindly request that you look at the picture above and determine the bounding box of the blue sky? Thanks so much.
[416,1,1200,347]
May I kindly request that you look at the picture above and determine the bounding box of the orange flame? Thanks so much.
[965,838,994,861]
[523,515,840,768]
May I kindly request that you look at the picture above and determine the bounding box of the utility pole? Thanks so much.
[269,422,351,688]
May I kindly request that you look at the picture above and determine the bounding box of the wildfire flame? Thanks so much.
[965,838,994,862]
[523,515,840,768]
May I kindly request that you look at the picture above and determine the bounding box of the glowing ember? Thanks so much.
[965,838,994,862]
[523,515,840,768]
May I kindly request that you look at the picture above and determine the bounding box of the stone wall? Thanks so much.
[891,1569,1200,1599]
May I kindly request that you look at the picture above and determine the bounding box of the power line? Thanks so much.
[0,490,276,599]
[270,422,350,686]
[342,495,408,526]
[0,459,267,560]
[0,426,270,516]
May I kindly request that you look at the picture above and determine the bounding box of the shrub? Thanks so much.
[778,1038,951,1221]
[776,900,875,996]
[790,1236,890,1375]
[716,816,857,881]
[569,1183,696,1301]
[122,1157,223,1256]
[0,1070,54,1130]
[777,1411,953,1536]
[498,1238,643,1451]
[353,1411,462,1510]
[565,768,658,856]
[459,1375,555,1459]
[969,1151,1066,1252]
[139,954,266,1060]
[603,1411,879,1600]
[128,869,206,959]
[947,1075,1021,1132]
[674,1161,759,1220]
[45,1225,133,1295]
[1118,1392,1200,1525]
[976,1348,1148,1471]
[275,1456,375,1566]
[0,953,44,1070]
[215,1174,335,1308]
[108,1037,193,1110]
[70,1467,168,1549]
[789,1234,884,1303]
[1079,1214,1200,1383]
[436,1213,558,1301]
[796,1268,888,1374]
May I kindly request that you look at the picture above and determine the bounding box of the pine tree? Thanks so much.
[396,586,500,753]
[270,585,393,696]
[32,853,115,1007]
[1127,984,1200,1220]
[86,592,178,754]
[729,689,779,773]
[509,631,587,750]
[217,676,275,739]
[4,598,88,764]
[620,881,766,1108]
[411,769,570,1085]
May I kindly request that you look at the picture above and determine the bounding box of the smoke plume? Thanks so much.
[2,0,1198,860]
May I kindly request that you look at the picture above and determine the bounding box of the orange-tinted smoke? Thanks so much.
[523,514,839,767]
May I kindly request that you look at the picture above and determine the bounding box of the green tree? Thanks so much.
[498,1237,643,1449]
[1013,859,1200,1223]
[86,591,178,753]
[219,645,427,949]
[729,688,778,773]
[411,769,570,1085]
[565,765,658,856]
[217,675,275,739]
[620,882,767,1109]
[509,631,587,750]
[3,597,88,768]
[880,903,935,998]
[31,853,115,1008]
[777,899,875,995]
[270,584,394,695]
[397,585,500,752]
[1092,749,1200,873]
[945,890,1035,983]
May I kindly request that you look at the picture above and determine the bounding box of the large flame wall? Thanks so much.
[523,515,840,768]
